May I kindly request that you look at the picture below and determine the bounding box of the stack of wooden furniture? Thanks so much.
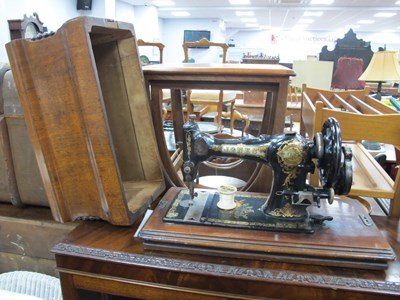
[301,85,400,217]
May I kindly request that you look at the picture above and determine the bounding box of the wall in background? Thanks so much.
[1,1,399,64]
[0,0,112,62]
[160,18,226,64]
[226,29,400,63]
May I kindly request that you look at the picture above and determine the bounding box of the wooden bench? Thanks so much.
[301,85,400,218]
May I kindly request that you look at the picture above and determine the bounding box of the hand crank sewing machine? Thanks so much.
[142,115,395,268]
[162,115,353,233]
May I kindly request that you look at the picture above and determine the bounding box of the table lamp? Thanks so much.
[358,50,400,100]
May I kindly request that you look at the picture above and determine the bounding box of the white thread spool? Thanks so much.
[217,185,237,210]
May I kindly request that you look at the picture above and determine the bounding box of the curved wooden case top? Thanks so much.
[6,17,165,225]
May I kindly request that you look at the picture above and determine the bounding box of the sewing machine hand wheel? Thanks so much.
[317,118,352,195]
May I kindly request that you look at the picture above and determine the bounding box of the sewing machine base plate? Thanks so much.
[162,188,315,233]
[139,187,395,270]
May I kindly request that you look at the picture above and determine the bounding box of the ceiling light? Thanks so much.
[357,20,375,24]
[294,24,309,27]
[241,18,257,23]
[310,0,334,4]
[396,1,400,4]
[152,0,175,6]
[298,19,315,24]
[374,12,397,18]
[171,11,190,17]
[229,0,250,5]
[293,24,309,29]
[292,25,308,32]
[236,11,254,16]
[245,23,259,27]
[303,11,323,17]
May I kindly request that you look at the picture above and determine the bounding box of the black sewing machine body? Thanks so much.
[173,116,353,233]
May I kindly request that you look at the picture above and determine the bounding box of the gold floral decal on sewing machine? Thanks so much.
[277,139,305,187]
[186,132,192,158]
[211,143,270,159]
[269,203,303,218]
[165,190,185,219]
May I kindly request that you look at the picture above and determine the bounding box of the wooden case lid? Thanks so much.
[6,17,165,225]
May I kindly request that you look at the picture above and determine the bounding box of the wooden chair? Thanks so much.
[137,39,165,64]
[182,38,238,131]
[301,85,400,218]
[137,38,175,122]
[137,39,184,172]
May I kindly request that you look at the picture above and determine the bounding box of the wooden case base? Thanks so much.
[140,187,395,270]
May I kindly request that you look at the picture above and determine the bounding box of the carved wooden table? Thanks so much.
[53,213,400,299]
[143,63,294,192]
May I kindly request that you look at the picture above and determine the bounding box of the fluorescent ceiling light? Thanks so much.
[293,24,309,29]
[303,11,323,17]
[241,18,257,23]
[171,11,190,17]
[152,0,175,6]
[229,0,250,5]
[374,12,397,18]
[292,25,307,32]
[236,11,254,16]
[310,0,334,4]
[245,23,259,27]
[396,1,400,4]
[298,19,315,24]
[357,20,375,24]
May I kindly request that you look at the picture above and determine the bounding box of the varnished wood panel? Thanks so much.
[52,213,400,299]
[6,17,164,225]
[140,188,394,270]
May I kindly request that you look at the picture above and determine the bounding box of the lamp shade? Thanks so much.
[359,50,400,82]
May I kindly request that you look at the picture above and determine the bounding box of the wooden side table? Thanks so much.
[52,214,400,299]
[143,63,295,192]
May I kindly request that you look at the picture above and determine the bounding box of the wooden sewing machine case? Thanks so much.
[6,17,165,225]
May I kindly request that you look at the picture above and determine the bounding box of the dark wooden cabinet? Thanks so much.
[53,213,400,299]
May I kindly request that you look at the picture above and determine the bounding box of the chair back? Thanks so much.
[183,38,228,63]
